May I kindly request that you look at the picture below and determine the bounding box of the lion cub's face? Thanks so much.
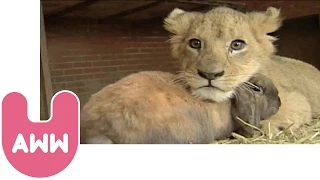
[164,7,282,102]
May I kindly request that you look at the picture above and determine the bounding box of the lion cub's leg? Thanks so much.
[260,91,312,135]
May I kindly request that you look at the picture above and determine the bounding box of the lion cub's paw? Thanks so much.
[260,119,293,136]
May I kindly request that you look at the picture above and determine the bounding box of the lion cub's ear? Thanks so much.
[247,7,283,35]
[163,8,199,35]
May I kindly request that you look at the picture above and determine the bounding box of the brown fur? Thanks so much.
[163,6,320,135]
[80,6,320,143]
[80,71,280,144]
[232,73,281,136]
[80,71,234,144]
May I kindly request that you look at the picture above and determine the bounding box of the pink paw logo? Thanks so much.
[2,90,80,178]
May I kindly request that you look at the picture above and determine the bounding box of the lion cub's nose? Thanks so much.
[197,69,225,80]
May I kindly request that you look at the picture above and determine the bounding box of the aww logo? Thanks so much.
[2,90,79,178]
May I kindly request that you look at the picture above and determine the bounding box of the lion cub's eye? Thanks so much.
[230,39,246,51]
[189,39,201,49]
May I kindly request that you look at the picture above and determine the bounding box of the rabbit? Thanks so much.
[80,71,281,144]
[231,73,281,137]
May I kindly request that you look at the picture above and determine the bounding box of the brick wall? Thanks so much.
[45,19,179,106]
[274,14,320,69]
[44,14,319,107]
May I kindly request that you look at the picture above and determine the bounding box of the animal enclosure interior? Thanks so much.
[40,1,320,143]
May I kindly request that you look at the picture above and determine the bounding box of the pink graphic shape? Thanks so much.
[2,91,79,178]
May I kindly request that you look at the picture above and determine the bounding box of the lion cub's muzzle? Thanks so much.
[197,69,225,80]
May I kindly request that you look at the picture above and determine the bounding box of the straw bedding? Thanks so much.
[212,117,320,144]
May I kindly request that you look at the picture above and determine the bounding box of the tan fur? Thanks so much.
[80,71,280,143]
[80,6,319,143]
[80,71,234,144]
[164,6,320,135]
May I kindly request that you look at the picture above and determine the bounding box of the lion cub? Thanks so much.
[232,73,281,137]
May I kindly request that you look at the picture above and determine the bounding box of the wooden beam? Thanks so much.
[40,2,54,119]
[40,57,49,120]
[143,4,211,23]
[174,0,246,11]
[45,0,100,20]
[190,4,214,12]
[318,14,320,28]
[100,1,163,21]
[174,0,245,6]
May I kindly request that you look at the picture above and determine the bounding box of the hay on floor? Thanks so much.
[212,118,320,144]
